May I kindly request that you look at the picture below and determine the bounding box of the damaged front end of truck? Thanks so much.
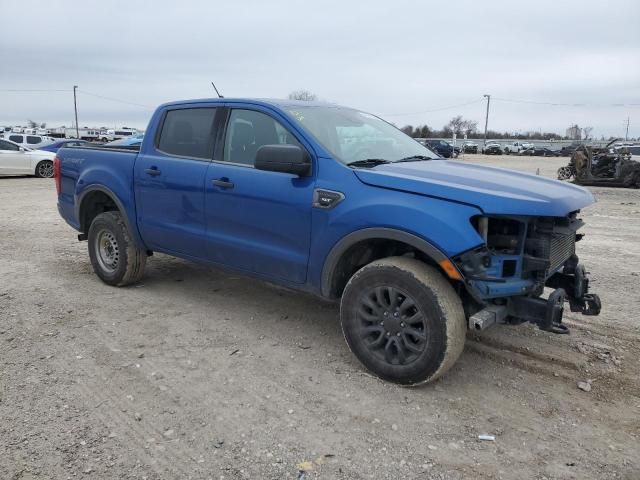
[455,212,601,334]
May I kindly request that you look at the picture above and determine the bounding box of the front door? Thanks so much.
[204,107,315,284]
[134,107,219,257]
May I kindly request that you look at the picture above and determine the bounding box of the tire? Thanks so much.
[557,166,573,181]
[87,211,146,286]
[101,137,108,143]
[340,257,466,386]
[35,160,54,178]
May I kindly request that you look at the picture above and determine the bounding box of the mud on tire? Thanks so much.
[340,257,466,385]
[88,211,146,286]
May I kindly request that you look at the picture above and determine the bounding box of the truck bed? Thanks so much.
[56,146,139,231]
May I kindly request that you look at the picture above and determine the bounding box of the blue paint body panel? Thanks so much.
[56,98,596,299]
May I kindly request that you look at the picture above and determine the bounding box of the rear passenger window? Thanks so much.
[157,108,216,160]
[9,135,22,143]
[27,136,41,144]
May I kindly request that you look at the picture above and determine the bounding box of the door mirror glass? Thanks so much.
[255,144,311,176]
[19,146,26,152]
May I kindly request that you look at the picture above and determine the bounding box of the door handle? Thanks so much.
[144,168,161,177]
[212,178,234,189]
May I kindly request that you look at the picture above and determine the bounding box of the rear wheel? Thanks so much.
[35,160,54,178]
[88,211,146,286]
[340,257,466,385]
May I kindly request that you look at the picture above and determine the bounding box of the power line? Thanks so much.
[0,89,69,92]
[383,98,484,117]
[493,97,640,108]
[0,88,153,108]
[77,90,152,109]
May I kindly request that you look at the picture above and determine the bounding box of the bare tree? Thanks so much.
[582,126,593,140]
[400,125,414,137]
[462,120,478,136]
[447,115,465,135]
[27,119,38,129]
[446,116,477,136]
[40,122,47,129]
[288,90,317,101]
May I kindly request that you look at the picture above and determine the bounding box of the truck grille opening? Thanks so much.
[525,216,579,277]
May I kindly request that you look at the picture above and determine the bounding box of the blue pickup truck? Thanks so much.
[55,98,601,385]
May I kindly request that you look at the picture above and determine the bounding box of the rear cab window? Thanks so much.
[157,108,217,160]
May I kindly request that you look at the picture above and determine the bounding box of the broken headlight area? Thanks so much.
[455,213,601,334]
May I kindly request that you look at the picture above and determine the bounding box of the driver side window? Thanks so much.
[223,109,302,166]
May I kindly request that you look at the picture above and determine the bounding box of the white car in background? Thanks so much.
[0,138,56,177]
[1,132,56,149]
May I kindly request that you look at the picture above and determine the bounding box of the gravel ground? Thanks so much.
[1,155,639,480]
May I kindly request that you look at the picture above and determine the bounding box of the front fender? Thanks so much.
[308,177,485,297]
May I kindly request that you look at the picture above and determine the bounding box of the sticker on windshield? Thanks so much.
[288,110,305,122]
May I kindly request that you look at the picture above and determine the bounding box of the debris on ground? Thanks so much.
[578,381,593,392]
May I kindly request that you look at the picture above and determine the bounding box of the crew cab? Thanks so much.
[55,98,602,385]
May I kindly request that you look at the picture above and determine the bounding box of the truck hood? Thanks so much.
[353,160,594,216]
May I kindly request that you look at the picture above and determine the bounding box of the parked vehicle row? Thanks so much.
[479,143,562,156]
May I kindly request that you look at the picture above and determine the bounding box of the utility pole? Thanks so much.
[483,94,491,148]
[73,85,79,139]
[625,116,630,141]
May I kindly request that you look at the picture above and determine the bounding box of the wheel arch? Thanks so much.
[320,228,456,299]
[75,186,141,247]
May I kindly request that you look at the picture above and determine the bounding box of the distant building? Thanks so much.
[565,124,582,140]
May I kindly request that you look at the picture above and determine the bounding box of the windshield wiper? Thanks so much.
[394,155,433,163]
[347,158,392,168]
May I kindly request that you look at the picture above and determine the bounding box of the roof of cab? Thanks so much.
[157,98,344,110]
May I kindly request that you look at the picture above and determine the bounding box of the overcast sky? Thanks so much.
[1,0,639,138]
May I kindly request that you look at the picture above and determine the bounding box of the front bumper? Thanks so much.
[468,262,601,334]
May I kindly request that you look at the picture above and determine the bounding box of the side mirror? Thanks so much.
[19,147,26,152]
[255,144,311,176]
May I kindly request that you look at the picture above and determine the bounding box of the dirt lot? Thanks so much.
[1,155,639,480]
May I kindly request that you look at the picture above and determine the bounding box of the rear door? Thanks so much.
[203,106,315,284]
[134,106,219,258]
[0,140,28,174]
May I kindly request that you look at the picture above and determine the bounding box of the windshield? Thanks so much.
[284,105,437,165]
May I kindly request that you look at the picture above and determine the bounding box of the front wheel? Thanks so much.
[88,211,146,286]
[35,160,54,178]
[340,257,466,385]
